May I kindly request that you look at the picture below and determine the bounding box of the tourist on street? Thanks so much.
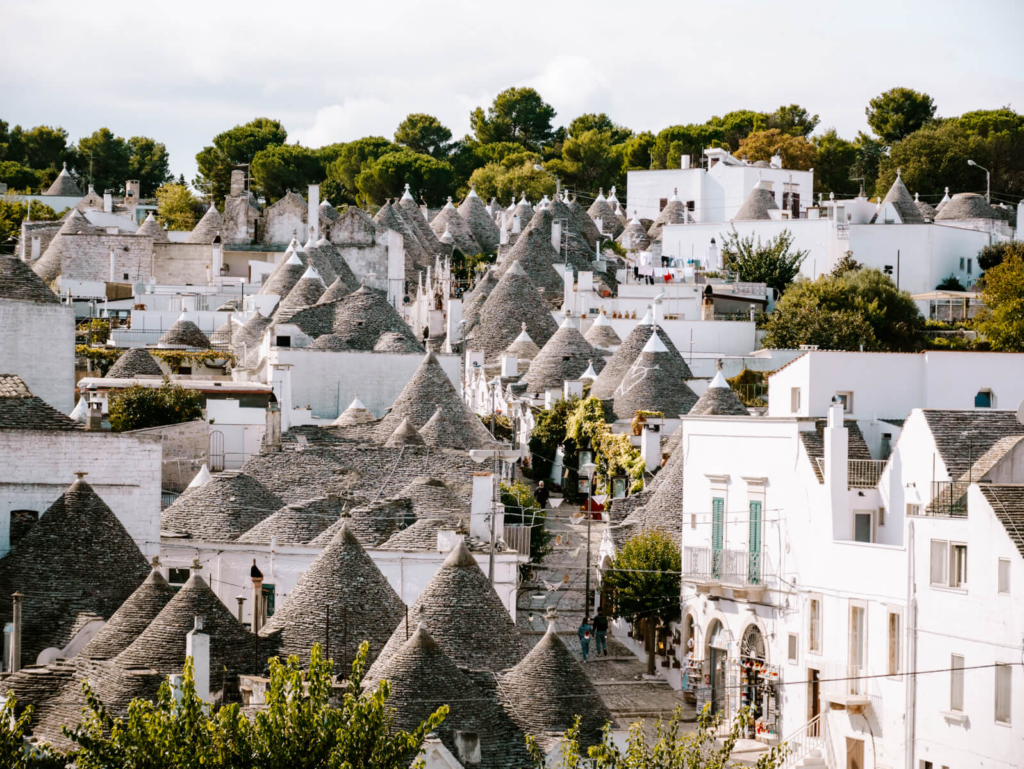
[578,617,593,663]
[534,480,549,509]
[593,612,609,656]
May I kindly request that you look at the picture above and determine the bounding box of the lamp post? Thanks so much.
[967,160,991,203]
[581,461,597,622]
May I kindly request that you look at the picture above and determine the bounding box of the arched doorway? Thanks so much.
[706,619,728,715]
[739,624,771,738]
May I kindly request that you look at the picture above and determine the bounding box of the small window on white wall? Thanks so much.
[998,559,1011,595]
[791,387,801,413]
[835,391,854,413]
[788,633,799,664]
[930,540,949,585]
[950,654,965,712]
[808,595,822,654]
[975,389,994,408]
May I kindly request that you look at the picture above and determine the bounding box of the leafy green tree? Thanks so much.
[977,248,1024,351]
[394,113,452,159]
[829,251,863,277]
[470,87,557,150]
[466,160,555,206]
[19,125,73,176]
[720,227,807,295]
[527,395,580,499]
[77,127,131,195]
[813,128,859,196]
[765,103,819,137]
[468,140,536,168]
[0,199,59,244]
[545,129,622,193]
[650,123,725,169]
[736,129,815,170]
[602,530,681,675]
[707,109,767,150]
[761,268,925,351]
[533,707,787,769]
[866,87,937,144]
[851,132,885,197]
[107,381,204,432]
[977,240,1024,272]
[957,108,1024,198]
[355,149,455,207]
[326,136,397,202]
[936,275,966,291]
[500,480,552,563]
[194,118,288,202]
[156,183,200,231]
[567,113,632,145]
[0,692,64,768]
[0,160,43,192]
[251,144,323,203]
[126,136,173,196]
[875,121,987,199]
[620,131,655,172]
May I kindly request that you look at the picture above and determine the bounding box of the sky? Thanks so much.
[3,0,1023,183]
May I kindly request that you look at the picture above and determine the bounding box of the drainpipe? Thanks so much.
[10,592,22,673]
[905,521,917,769]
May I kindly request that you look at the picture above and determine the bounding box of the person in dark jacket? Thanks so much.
[578,618,593,662]
[593,612,609,656]
[534,481,549,509]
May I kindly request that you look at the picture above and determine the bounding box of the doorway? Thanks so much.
[845,737,864,769]
[807,668,821,732]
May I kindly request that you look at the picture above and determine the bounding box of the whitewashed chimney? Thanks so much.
[501,352,518,377]
[186,616,210,703]
[470,472,494,541]
[825,397,849,536]
[307,184,320,242]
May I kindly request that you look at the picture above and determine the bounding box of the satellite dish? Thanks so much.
[1016,400,1024,426]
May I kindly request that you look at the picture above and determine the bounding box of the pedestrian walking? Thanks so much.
[593,613,609,656]
[534,481,549,509]
[578,617,593,663]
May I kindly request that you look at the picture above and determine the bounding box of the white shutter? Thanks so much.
[930,540,948,585]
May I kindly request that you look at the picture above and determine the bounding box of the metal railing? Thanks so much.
[683,546,771,585]
[928,481,969,517]
[813,458,887,488]
[161,490,181,509]
[503,524,532,557]
[779,713,823,769]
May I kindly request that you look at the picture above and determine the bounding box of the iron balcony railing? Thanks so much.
[928,481,969,517]
[814,458,887,488]
[683,546,772,585]
[502,524,532,557]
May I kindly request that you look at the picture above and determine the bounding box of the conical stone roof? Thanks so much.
[79,566,176,660]
[523,317,605,395]
[611,333,698,419]
[135,212,169,242]
[914,192,937,222]
[458,186,501,253]
[0,254,59,303]
[375,200,431,280]
[547,197,603,276]
[498,621,613,745]
[568,196,603,248]
[395,476,469,519]
[386,418,426,447]
[616,212,651,251]
[32,210,96,282]
[301,241,339,287]
[397,187,443,258]
[274,265,326,318]
[587,190,617,233]
[316,237,361,293]
[370,541,529,675]
[306,334,351,351]
[234,310,272,366]
[186,202,223,244]
[734,179,779,222]
[237,497,345,545]
[376,351,498,449]
[43,163,82,197]
[373,331,424,353]
[260,522,405,672]
[461,267,498,328]
[648,189,689,240]
[431,198,481,256]
[512,194,533,227]
[499,208,565,307]
[363,624,532,769]
[935,192,999,221]
[0,478,150,665]
[289,286,423,350]
[503,323,541,365]
[318,276,354,305]
[690,368,749,416]
[877,170,924,224]
[333,396,375,427]
[319,199,339,221]
[116,572,252,677]
[210,316,240,347]
[157,313,211,349]
[106,348,162,378]
[465,261,559,362]
[259,251,306,297]
[590,313,691,400]
[160,471,283,541]
[583,310,621,349]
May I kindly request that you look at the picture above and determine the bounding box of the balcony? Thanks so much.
[814,458,887,488]
[819,661,877,712]
[683,546,772,599]
[926,481,969,517]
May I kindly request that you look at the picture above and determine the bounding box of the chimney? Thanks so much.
[464,349,485,382]
[264,392,281,450]
[230,170,245,197]
[551,220,562,252]
[770,152,782,169]
[9,592,22,673]
[501,352,518,377]
[103,191,113,214]
[454,731,482,765]
[707,238,719,271]
[640,423,661,469]
[563,380,583,400]
[270,364,294,434]
[387,230,405,310]
[186,616,210,703]
[30,237,41,262]
[109,246,116,283]
[125,180,140,208]
[307,184,320,242]
[211,236,223,278]
[563,269,574,315]
[470,472,495,541]
[825,397,849,535]
[511,215,521,234]
[681,154,691,170]
[86,398,104,430]
[250,560,264,633]
[436,528,464,554]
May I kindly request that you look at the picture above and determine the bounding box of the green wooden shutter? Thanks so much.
[748,501,762,585]
[712,497,724,578]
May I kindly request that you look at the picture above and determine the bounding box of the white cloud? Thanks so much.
[290,98,410,148]
[524,56,614,122]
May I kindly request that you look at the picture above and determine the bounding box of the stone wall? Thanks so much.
[261,196,307,245]
[0,299,76,413]
[152,243,275,285]
[125,419,209,491]
[0,429,162,557]
[18,222,61,262]
[61,233,155,283]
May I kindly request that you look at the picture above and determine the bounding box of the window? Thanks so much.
[790,387,801,413]
[930,539,949,585]
[907,503,921,517]
[690,513,697,529]
[178,366,192,375]
[659,198,668,211]
[788,633,799,665]
[849,603,867,686]
[967,258,973,275]
[686,200,695,211]
[959,257,965,270]
[262,584,276,618]
[950,654,965,711]
[998,559,1011,594]
[887,610,902,675]
[122,272,129,281]
[276,335,291,348]
[975,389,994,408]
[951,544,968,588]
[835,391,854,413]
[995,663,1012,724]
[808,596,822,654]
[168,568,190,592]
[878,506,886,527]
[854,511,874,543]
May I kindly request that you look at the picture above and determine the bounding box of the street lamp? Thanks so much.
[580,461,597,622]
[967,159,991,203]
